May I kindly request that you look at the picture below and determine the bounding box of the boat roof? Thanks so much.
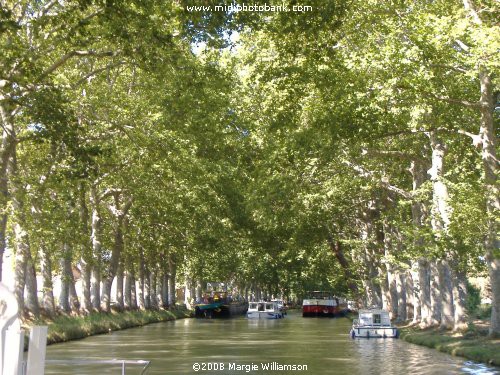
[359,309,389,314]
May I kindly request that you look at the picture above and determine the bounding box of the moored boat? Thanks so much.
[247,301,284,319]
[302,291,339,317]
[349,308,399,338]
[194,291,248,318]
[271,299,287,316]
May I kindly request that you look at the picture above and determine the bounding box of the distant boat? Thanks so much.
[349,309,399,338]
[302,291,342,317]
[194,291,248,318]
[271,299,287,316]
[247,301,284,319]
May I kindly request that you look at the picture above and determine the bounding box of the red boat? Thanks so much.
[302,291,340,317]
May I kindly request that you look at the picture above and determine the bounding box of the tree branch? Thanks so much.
[429,64,468,74]
[457,129,482,147]
[37,50,119,82]
[362,149,428,164]
[425,92,481,109]
[343,160,413,200]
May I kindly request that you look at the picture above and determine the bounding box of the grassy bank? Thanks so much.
[399,325,500,367]
[24,307,192,347]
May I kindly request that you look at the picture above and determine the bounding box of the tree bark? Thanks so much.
[144,265,151,310]
[79,183,92,312]
[90,184,102,311]
[410,160,431,325]
[0,102,16,283]
[130,271,138,309]
[25,253,40,317]
[116,261,124,310]
[168,256,176,306]
[124,270,132,309]
[149,269,158,309]
[429,260,442,326]
[101,193,131,312]
[162,272,169,308]
[138,249,145,309]
[438,260,454,329]
[477,69,500,337]
[39,244,56,316]
[428,131,467,330]
[396,272,407,321]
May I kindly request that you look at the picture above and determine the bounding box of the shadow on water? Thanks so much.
[45,311,499,374]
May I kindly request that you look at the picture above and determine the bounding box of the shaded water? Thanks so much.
[45,311,499,374]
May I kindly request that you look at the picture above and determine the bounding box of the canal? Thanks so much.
[44,311,499,374]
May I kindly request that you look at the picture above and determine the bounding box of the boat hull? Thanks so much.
[195,302,248,318]
[247,311,284,319]
[350,327,399,338]
[302,305,338,317]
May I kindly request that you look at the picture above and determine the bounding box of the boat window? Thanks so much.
[249,303,257,309]
[266,304,273,310]
[373,314,381,324]
[258,303,265,311]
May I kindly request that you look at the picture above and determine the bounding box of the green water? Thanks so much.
[44,311,499,374]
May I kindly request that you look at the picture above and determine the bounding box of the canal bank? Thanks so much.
[399,325,500,367]
[23,307,192,347]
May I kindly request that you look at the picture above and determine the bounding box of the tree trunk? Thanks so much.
[138,251,145,309]
[101,193,131,312]
[396,272,407,322]
[130,272,138,309]
[184,277,192,309]
[168,256,176,306]
[90,267,101,311]
[11,151,30,316]
[0,214,6,282]
[68,270,80,313]
[452,269,468,331]
[438,260,454,329]
[124,270,132,309]
[149,269,158,309]
[144,266,151,310]
[418,259,432,326]
[428,131,468,330]
[59,255,71,313]
[79,183,92,312]
[25,254,40,317]
[156,273,164,308]
[0,102,16,283]
[162,272,169,308]
[100,277,114,312]
[478,70,500,337]
[80,261,92,313]
[116,262,124,311]
[410,160,430,325]
[39,244,56,316]
[388,269,399,320]
[429,260,442,326]
[405,270,414,321]
[90,185,102,311]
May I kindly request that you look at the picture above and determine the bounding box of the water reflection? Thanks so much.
[44,312,499,374]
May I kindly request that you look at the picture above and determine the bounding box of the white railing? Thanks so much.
[44,359,151,375]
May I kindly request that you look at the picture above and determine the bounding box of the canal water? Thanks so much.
[44,311,499,375]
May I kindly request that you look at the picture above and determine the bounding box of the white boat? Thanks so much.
[247,301,284,319]
[349,309,399,338]
[271,299,287,315]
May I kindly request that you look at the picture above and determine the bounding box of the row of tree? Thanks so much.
[0,0,498,336]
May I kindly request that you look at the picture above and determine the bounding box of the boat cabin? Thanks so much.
[357,309,391,326]
[248,302,276,312]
